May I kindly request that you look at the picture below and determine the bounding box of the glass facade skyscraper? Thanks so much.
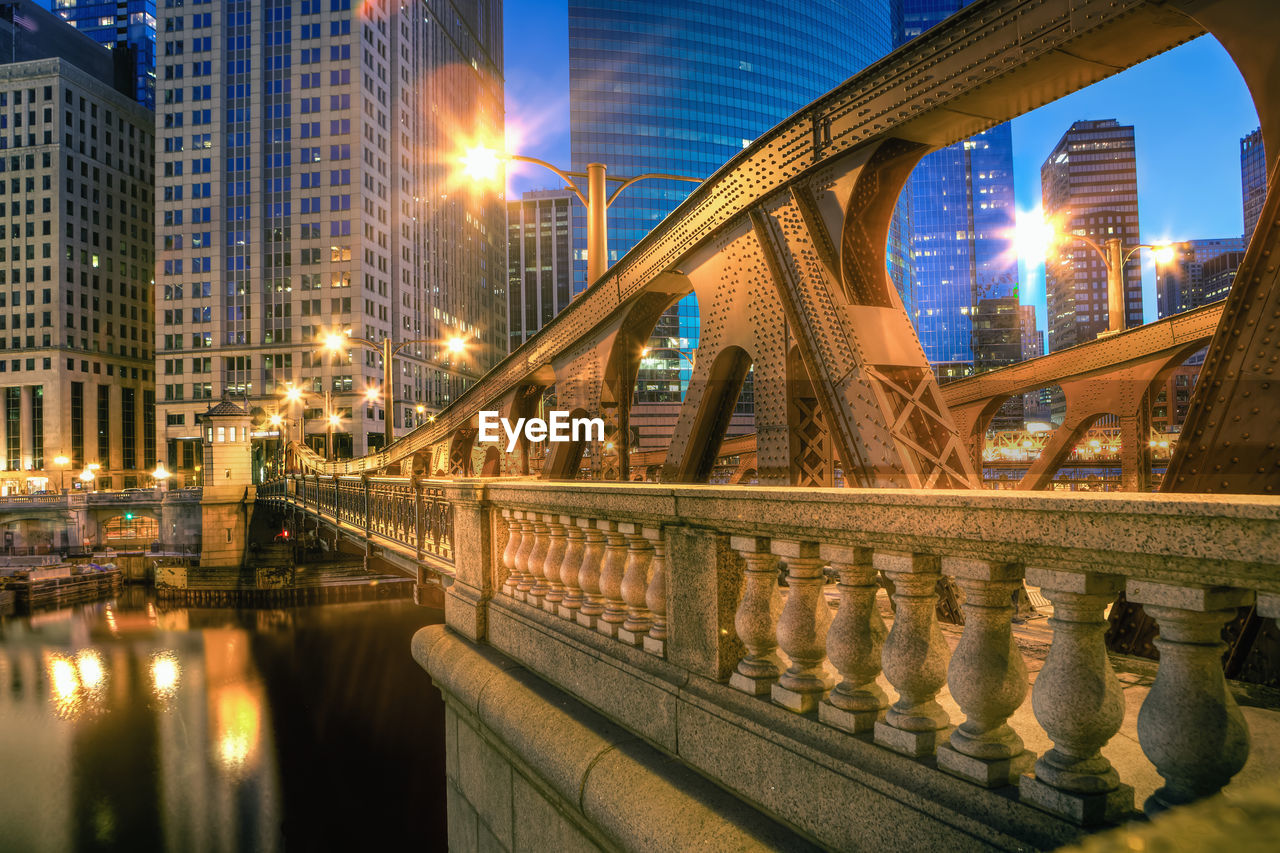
[1241,127,1266,245]
[49,0,158,109]
[569,0,902,441]
[899,0,1019,382]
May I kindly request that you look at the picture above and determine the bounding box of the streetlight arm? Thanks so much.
[1067,230,1109,262]
[606,172,702,207]
[508,154,589,207]
[389,337,439,357]
[1123,244,1156,265]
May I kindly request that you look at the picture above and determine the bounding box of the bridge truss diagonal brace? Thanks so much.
[748,173,975,489]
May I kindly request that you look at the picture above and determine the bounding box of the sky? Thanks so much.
[503,3,1260,332]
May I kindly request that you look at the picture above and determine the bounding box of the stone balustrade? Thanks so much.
[263,476,1280,845]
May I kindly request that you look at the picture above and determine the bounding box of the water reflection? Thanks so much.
[0,589,446,850]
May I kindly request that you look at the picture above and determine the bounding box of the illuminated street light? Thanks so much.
[323,330,444,449]
[53,454,70,493]
[79,468,95,492]
[1020,210,1175,334]
[463,144,701,285]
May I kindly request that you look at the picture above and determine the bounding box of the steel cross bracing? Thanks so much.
[285,0,1274,494]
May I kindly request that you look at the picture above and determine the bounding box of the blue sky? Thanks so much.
[504,4,1260,331]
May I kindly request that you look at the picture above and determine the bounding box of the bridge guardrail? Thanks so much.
[259,474,453,567]
[260,475,1280,835]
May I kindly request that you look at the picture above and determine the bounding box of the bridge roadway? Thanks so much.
[287,0,1280,494]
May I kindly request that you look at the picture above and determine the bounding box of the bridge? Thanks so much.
[0,488,202,554]
[257,0,1280,849]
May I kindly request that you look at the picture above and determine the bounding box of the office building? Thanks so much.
[569,0,901,451]
[48,0,157,109]
[1042,119,1142,352]
[155,0,505,469]
[1241,127,1265,245]
[0,0,154,494]
[900,1,1019,382]
[1155,237,1244,319]
[506,189,576,352]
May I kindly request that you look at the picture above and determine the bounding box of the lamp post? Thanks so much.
[326,411,341,461]
[461,147,702,285]
[152,462,172,493]
[1052,229,1174,334]
[53,455,69,494]
[78,468,94,492]
[323,331,458,449]
[280,384,330,455]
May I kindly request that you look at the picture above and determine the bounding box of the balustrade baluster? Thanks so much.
[541,514,568,613]
[1020,569,1133,825]
[513,513,538,601]
[596,520,629,638]
[874,551,952,757]
[500,509,522,597]
[526,518,551,604]
[1128,581,1252,815]
[819,544,886,733]
[729,536,783,696]
[557,516,585,619]
[616,522,654,646]
[575,518,607,628]
[937,558,1032,787]
[642,526,668,656]
[771,541,833,713]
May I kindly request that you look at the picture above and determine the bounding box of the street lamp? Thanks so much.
[280,384,328,454]
[78,468,95,492]
[327,412,341,461]
[152,462,172,492]
[461,145,702,285]
[1024,212,1173,334]
[53,455,69,493]
[323,330,449,449]
[267,413,285,474]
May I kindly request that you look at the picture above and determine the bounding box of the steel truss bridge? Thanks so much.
[260,0,1280,845]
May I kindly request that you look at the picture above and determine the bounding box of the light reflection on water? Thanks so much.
[0,588,446,851]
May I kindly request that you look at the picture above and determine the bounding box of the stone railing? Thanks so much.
[267,476,1280,846]
[473,484,1280,841]
[261,473,454,567]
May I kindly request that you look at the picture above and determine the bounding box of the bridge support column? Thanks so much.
[442,483,493,642]
[1119,411,1151,492]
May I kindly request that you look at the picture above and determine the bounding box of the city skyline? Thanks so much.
[504,4,1260,334]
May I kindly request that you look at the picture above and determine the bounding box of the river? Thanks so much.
[0,588,447,851]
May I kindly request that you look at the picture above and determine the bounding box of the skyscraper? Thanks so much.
[47,0,157,109]
[1155,237,1244,319]
[1241,127,1266,245]
[0,0,154,493]
[155,0,504,472]
[900,0,1018,383]
[506,189,576,353]
[568,0,902,449]
[1042,119,1142,352]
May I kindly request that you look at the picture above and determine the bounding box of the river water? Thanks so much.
[0,588,447,851]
